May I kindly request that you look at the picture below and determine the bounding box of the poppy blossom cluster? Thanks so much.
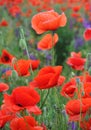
[31,10,67,51]
[1,0,91,129]
[0,0,91,24]
[0,85,43,129]
[0,49,40,77]
[60,71,91,129]
[10,116,43,130]
[13,59,40,76]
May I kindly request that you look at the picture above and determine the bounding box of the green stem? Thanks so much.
[77,81,82,130]
[40,89,50,109]
[25,46,30,59]
[51,31,55,66]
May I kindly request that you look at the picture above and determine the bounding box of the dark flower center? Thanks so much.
[17,103,23,107]
[4,56,10,61]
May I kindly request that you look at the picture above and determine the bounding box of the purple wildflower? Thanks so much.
[46,53,52,65]
[25,30,30,37]
[37,48,42,51]
[14,28,20,38]
[46,53,52,60]
[82,18,91,28]
[15,13,21,19]
[29,54,37,60]
[1,68,11,74]
[69,18,76,29]
[74,36,84,50]
[68,121,77,130]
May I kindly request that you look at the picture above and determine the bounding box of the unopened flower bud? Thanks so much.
[19,38,26,50]
[11,70,18,80]
[71,72,75,77]
[85,53,91,70]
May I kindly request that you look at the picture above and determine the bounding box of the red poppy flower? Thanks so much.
[0,109,15,128]
[8,5,21,17]
[80,118,91,130]
[13,59,31,76]
[4,86,40,112]
[71,52,81,57]
[41,123,47,130]
[84,72,91,82]
[13,59,40,76]
[27,105,42,115]
[57,76,65,86]
[66,52,86,70]
[0,0,6,6]
[0,19,8,27]
[82,82,91,98]
[71,13,80,19]
[11,0,23,4]
[83,28,91,41]
[1,70,12,79]
[84,2,91,11]
[30,66,65,89]
[72,5,81,12]
[61,6,67,12]
[28,59,40,70]
[37,33,58,50]
[73,72,91,83]
[61,79,77,98]
[6,0,23,5]
[0,49,15,65]
[0,83,9,92]
[65,98,91,121]
[28,0,41,6]
[10,116,43,130]
[22,9,32,17]
[31,10,67,34]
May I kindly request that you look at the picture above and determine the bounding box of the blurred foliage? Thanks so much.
[55,22,74,65]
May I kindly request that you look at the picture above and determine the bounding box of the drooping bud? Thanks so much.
[11,70,18,80]
[85,53,91,71]
[19,38,27,50]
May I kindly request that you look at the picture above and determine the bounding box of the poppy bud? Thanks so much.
[19,38,27,50]
[71,72,75,77]
[11,70,18,80]
[85,53,91,71]
[25,79,28,85]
